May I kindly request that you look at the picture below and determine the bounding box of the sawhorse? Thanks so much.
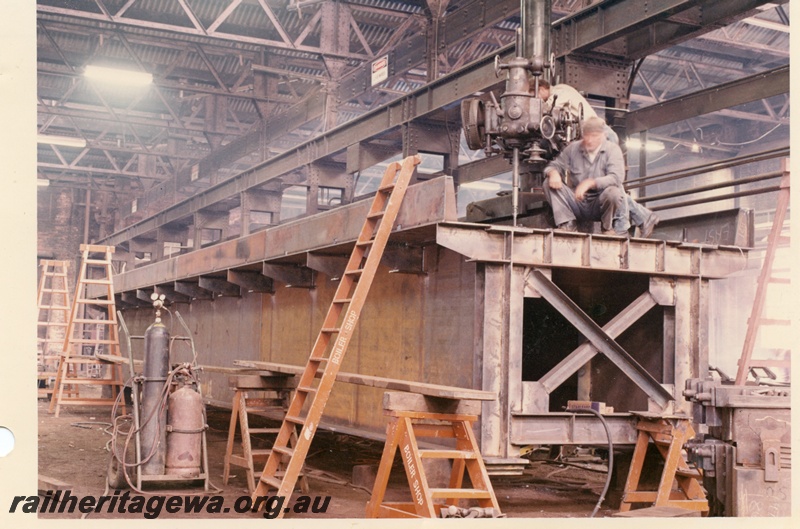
[620,412,708,515]
[366,392,501,518]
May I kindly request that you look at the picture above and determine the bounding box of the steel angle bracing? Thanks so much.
[527,270,673,407]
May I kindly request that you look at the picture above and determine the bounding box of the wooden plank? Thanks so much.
[234,360,496,401]
[229,374,296,390]
[383,391,482,415]
[613,506,701,517]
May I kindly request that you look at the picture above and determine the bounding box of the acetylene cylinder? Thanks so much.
[165,385,204,477]
[141,321,169,476]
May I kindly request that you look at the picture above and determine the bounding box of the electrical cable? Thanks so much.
[566,408,614,518]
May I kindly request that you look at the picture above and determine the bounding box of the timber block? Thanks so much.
[382,392,481,416]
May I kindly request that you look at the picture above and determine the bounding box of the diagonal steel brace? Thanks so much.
[528,269,673,407]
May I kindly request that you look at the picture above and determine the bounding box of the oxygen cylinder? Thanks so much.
[141,321,169,476]
[165,385,204,477]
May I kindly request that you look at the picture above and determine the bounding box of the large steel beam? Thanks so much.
[626,65,789,134]
[551,0,772,59]
[526,270,673,408]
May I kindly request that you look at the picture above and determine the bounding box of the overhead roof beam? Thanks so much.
[626,65,789,133]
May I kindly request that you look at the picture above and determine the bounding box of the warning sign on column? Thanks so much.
[371,55,389,86]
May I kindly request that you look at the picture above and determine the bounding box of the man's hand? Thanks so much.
[575,178,596,201]
[547,171,563,191]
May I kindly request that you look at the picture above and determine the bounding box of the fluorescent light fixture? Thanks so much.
[37,134,87,149]
[37,179,50,187]
[626,138,665,152]
[84,64,153,86]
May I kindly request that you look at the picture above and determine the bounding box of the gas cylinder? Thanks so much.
[165,385,204,477]
[141,321,169,476]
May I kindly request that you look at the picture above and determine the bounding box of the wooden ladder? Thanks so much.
[223,374,309,494]
[366,392,500,518]
[49,244,125,417]
[735,159,790,385]
[251,154,420,511]
[36,260,72,397]
[620,413,708,515]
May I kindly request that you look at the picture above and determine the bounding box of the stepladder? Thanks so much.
[619,412,708,515]
[49,244,125,417]
[37,260,72,397]
[223,374,309,494]
[251,155,421,515]
[366,392,501,518]
[735,159,791,385]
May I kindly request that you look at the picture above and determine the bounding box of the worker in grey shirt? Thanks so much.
[543,116,626,234]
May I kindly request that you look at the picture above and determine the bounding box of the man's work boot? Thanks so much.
[556,220,578,232]
[641,213,660,238]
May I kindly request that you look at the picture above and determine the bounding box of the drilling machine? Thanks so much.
[460,0,582,226]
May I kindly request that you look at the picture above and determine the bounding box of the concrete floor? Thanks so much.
[37,397,615,519]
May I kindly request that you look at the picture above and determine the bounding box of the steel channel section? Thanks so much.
[510,413,639,445]
[626,66,790,134]
[435,223,747,279]
[527,270,673,408]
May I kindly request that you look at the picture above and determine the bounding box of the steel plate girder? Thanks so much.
[435,224,747,279]
[112,176,456,293]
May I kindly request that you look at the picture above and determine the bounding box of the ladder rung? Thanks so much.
[320,327,341,334]
[40,289,69,293]
[378,183,396,193]
[77,299,114,305]
[73,319,116,324]
[296,385,317,394]
[355,240,374,247]
[768,277,790,284]
[344,269,363,276]
[68,339,118,344]
[39,305,71,310]
[366,211,385,220]
[56,398,118,405]
[244,406,285,414]
[251,449,273,457]
[84,259,111,265]
[332,298,352,304]
[250,428,282,435]
[284,415,305,425]
[271,445,295,458]
[759,318,791,326]
[59,378,120,385]
[418,449,477,460]
[38,322,69,327]
[429,489,493,499]
[746,359,791,368]
[82,279,112,285]
[259,475,283,490]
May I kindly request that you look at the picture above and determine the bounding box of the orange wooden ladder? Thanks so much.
[251,155,420,514]
[735,159,791,385]
[49,244,125,417]
[36,259,72,397]
[620,413,708,515]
